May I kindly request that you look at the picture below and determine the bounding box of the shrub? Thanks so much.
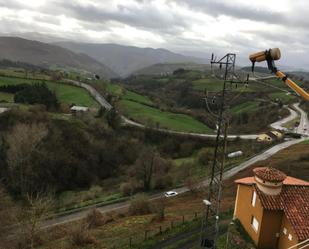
[129,194,151,215]
[120,181,139,196]
[198,149,213,165]
[70,224,97,247]
[153,175,173,189]
[85,209,109,228]
[151,197,166,221]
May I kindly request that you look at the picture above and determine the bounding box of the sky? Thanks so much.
[0,0,309,68]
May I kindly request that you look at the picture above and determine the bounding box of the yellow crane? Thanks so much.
[249,48,309,102]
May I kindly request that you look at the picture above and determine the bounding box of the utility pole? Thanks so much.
[200,53,245,248]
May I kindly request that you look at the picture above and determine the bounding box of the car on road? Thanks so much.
[164,191,178,198]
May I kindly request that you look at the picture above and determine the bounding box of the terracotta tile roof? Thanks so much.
[253,167,287,182]
[235,175,309,240]
[254,185,309,241]
[235,176,309,186]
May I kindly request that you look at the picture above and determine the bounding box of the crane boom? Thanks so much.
[249,48,309,102]
[275,70,309,101]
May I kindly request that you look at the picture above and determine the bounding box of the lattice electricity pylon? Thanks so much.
[200,53,245,249]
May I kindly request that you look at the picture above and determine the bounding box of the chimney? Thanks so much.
[253,167,287,195]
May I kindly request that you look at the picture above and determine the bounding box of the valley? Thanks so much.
[0,34,308,249]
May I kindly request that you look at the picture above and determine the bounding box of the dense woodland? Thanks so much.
[0,107,212,197]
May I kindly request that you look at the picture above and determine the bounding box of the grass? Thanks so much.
[0,68,51,80]
[231,101,261,114]
[120,99,213,133]
[123,90,153,105]
[192,77,253,93]
[268,92,297,104]
[0,76,98,107]
[0,92,14,102]
[192,77,224,91]
[56,186,124,212]
[106,83,123,96]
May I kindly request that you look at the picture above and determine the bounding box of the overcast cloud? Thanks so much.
[0,0,309,68]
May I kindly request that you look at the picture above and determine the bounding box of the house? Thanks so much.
[256,133,273,142]
[233,167,309,249]
[270,130,284,140]
[256,131,283,142]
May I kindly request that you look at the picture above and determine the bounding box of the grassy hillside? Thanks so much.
[0,76,98,107]
[231,101,261,114]
[120,99,213,133]
[123,90,153,105]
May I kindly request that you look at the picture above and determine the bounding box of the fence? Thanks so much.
[109,212,201,249]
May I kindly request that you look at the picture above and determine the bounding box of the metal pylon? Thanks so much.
[200,53,236,249]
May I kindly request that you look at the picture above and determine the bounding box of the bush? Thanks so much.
[70,224,97,247]
[151,197,166,221]
[120,180,141,196]
[85,209,108,228]
[153,175,173,189]
[129,194,151,215]
[198,149,213,165]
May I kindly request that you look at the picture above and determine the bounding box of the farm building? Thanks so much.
[233,167,309,249]
[256,131,283,142]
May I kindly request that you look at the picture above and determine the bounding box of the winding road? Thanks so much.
[36,80,309,231]
[64,79,304,140]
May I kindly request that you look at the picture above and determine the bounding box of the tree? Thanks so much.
[134,148,156,191]
[14,83,59,110]
[106,108,121,130]
[6,123,48,194]
[18,192,53,249]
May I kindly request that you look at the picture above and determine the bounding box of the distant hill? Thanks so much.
[132,63,211,76]
[0,37,117,79]
[55,42,203,77]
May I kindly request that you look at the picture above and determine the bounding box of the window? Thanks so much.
[283,227,287,235]
[251,191,257,207]
[288,234,293,241]
[251,216,259,232]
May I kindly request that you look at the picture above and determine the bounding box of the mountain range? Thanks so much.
[0,37,117,78]
[55,41,203,77]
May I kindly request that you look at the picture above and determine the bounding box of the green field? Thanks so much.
[106,83,123,96]
[123,90,153,105]
[231,101,261,114]
[268,92,297,104]
[0,76,98,107]
[192,77,224,91]
[120,99,213,133]
[0,68,51,80]
[192,77,253,93]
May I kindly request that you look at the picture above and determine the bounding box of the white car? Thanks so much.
[164,191,178,198]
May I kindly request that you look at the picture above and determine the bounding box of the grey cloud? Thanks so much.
[173,0,285,25]
[47,1,190,35]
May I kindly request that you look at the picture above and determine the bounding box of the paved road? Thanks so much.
[64,79,112,110]
[64,80,302,140]
[270,106,298,131]
[40,135,306,230]
[39,82,309,229]
[293,103,309,135]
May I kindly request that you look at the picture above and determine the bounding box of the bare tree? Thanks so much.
[18,192,53,249]
[0,186,17,240]
[6,123,48,193]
